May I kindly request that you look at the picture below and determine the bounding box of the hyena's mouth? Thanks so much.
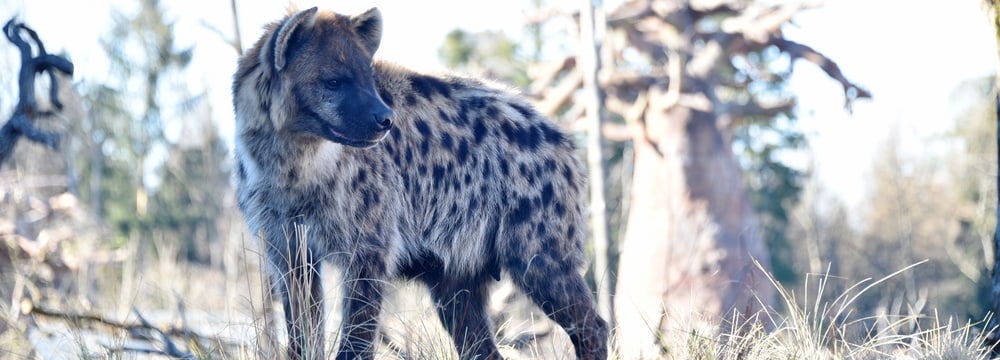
[322,124,387,148]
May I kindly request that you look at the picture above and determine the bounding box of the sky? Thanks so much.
[784,0,997,212]
[3,0,998,216]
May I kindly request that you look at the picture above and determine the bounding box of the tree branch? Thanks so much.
[721,2,819,42]
[528,56,575,96]
[536,69,583,117]
[771,36,872,111]
[0,17,74,167]
[606,1,654,28]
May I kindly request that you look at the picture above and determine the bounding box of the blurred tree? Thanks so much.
[947,77,997,338]
[80,0,190,242]
[856,133,964,319]
[148,100,231,263]
[439,28,530,87]
[77,84,128,226]
[569,1,870,356]
[949,77,996,305]
[735,111,807,285]
[75,0,229,264]
[105,0,192,223]
[783,77,995,337]
[784,183,855,280]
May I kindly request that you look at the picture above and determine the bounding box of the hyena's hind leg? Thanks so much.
[269,241,327,359]
[506,248,609,360]
[429,276,502,360]
[336,258,388,360]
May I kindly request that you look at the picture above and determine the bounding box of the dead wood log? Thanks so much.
[0,17,74,167]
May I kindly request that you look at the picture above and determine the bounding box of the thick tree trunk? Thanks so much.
[614,105,774,358]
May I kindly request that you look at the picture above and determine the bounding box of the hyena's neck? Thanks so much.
[237,121,324,184]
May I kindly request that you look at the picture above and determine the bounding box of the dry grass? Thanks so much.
[648,260,993,360]
[2,222,995,359]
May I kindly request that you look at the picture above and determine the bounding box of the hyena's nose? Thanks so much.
[374,107,394,132]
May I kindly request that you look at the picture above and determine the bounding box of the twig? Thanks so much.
[29,302,140,331]
[106,344,181,358]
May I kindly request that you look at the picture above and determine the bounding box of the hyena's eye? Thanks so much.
[324,79,342,91]
[324,77,349,91]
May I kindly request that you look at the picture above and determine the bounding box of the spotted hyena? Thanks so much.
[232,7,608,360]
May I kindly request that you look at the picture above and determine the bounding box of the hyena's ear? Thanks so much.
[350,8,383,55]
[270,6,318,71]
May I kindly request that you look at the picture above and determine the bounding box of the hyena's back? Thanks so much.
[373,63,589,280]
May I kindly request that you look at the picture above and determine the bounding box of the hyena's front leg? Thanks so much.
[269,239,326,359]
[336,257,387,360]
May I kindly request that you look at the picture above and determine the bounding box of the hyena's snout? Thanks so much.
[346,92,394,146]
[372,102,393,132]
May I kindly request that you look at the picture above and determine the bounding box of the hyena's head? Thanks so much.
[245,7,394,147]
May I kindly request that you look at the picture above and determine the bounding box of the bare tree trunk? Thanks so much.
[229,0,243,56]
[614,105,773,358]
[579,0,613,324]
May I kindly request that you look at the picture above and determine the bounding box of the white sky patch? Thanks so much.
[785,0,997,211]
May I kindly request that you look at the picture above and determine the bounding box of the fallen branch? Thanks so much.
[131,307,196,360]
[27,300,242,357]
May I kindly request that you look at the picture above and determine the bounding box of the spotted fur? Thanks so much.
[233,7,607,360]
